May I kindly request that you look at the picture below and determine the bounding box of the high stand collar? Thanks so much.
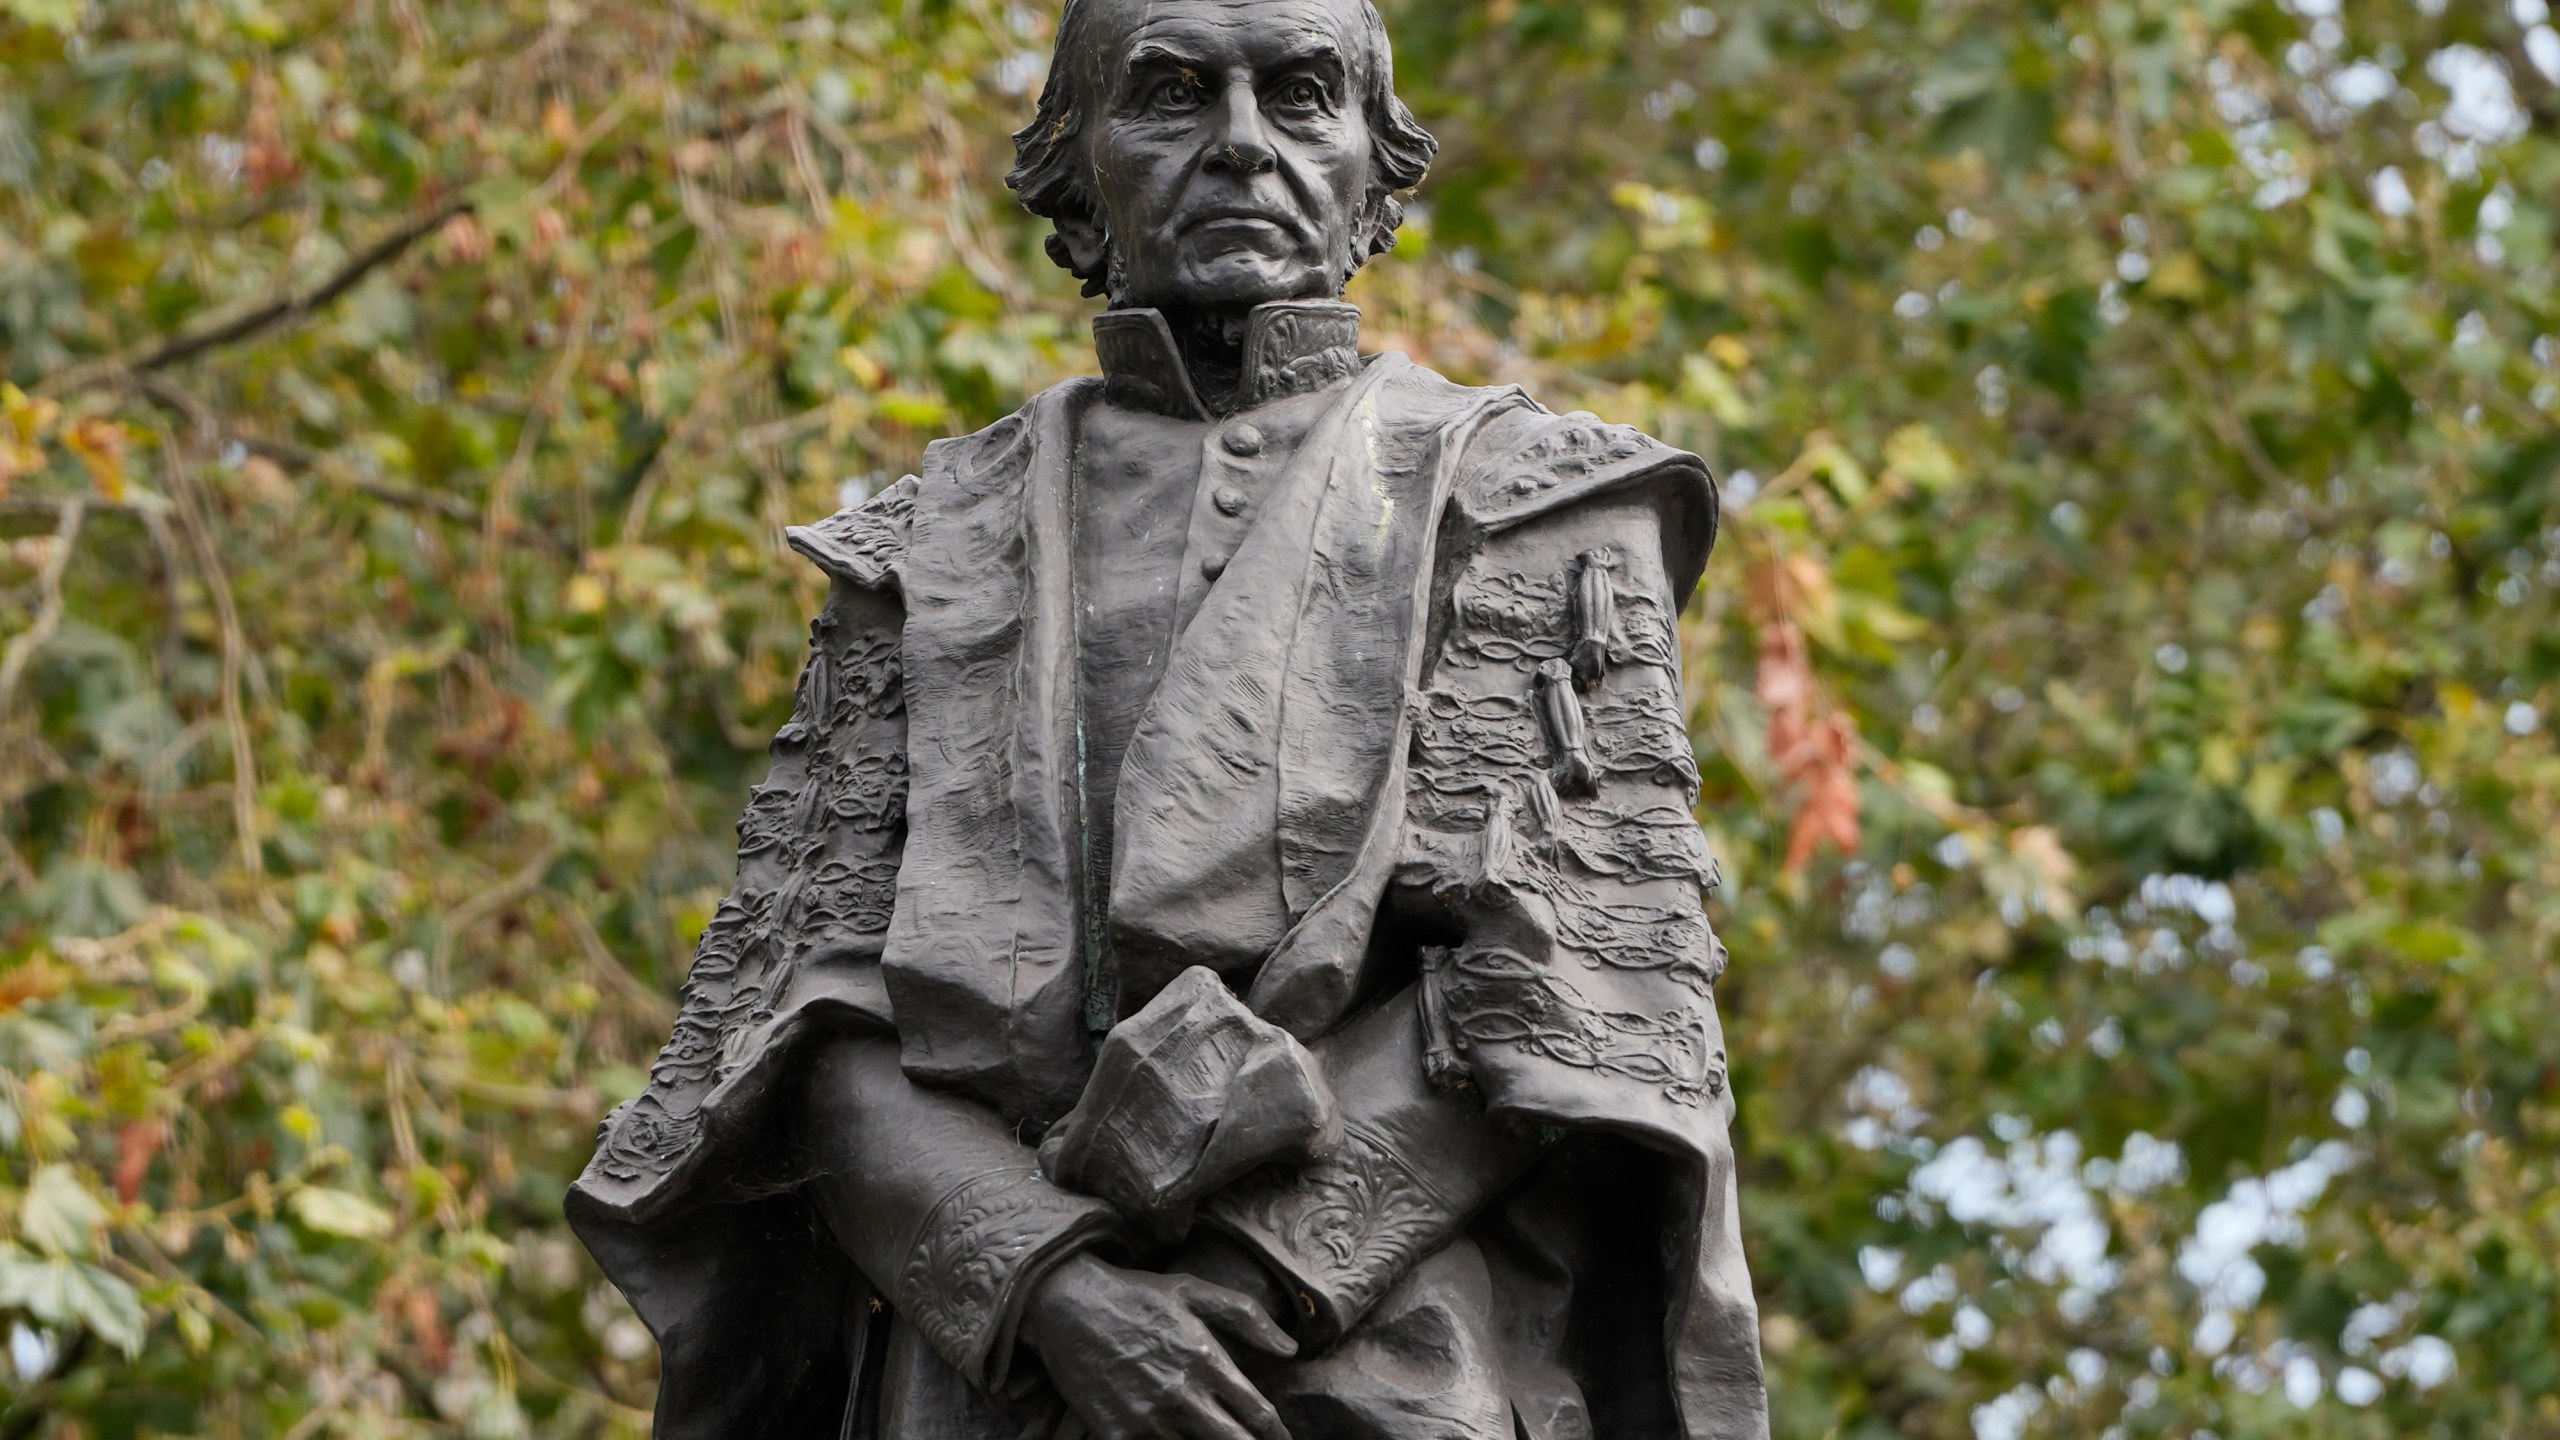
[1091,300,1365,420]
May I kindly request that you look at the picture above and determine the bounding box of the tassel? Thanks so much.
[1534,659,1597,795]
[1417,947,1471,1091]
[1568,548,1619,688]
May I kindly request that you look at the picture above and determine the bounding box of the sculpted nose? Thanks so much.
[1202,82,1278,176]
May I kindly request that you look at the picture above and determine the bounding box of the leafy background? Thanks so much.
[3,0,2557,1435]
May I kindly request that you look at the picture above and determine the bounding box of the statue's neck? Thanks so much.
[1159,304,1255,416]
[1091,293,1365,421]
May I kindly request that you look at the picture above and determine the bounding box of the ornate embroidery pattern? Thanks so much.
[900,1169,1111,1379]
[787,476,918,590]
[829,631,907,724]
[1392,490,1737,1113]
[589,587,912,1192]
[1203,1126,1452,1334]
[590,1093,705,1185]
[1554,799,1720,888]
[1239,304,1363,410]
[1541,883,1723,989]
[1411,689,1540,778]
[1426,947,1725,1106]
[1472,415,1663,515]
[797,856,902,953]
[1444,569,1566,672]
[1585,687,1702,797]
[1611,590,1679,672]
[826,749,910,831]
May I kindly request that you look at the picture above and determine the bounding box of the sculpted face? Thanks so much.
[1078,0,1380,312]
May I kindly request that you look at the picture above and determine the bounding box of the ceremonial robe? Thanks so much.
[569,302,1766,1440]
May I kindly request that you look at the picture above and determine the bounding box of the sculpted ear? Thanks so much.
[1045,211,1112,299]
[1364,193,1406,261]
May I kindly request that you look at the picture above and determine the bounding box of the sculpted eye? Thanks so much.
[1270,76,1328,112]
[1148,76,1208,115]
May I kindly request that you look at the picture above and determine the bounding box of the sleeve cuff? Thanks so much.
[1195,1125,1459,1348]
[894,1166,1120,1390]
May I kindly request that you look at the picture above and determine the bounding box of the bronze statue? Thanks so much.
[568,1,1766,1434]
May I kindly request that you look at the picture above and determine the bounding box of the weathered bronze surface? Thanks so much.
[568,2,1766,1434]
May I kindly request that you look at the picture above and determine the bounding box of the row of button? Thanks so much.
[1200,422,1266,581]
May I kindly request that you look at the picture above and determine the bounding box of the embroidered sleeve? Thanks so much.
[787,473,920,591]
[1397,486,1735,1133]
[1195,467,1735,1351]
[583,574,910,1210]
[1197,1124,1456,1345]
[1194,991,1539,1350]
[894,1167,1119,1391]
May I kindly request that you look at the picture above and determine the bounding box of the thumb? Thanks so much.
[1178,1277,1299,1359]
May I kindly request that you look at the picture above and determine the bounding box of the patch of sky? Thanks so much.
[2328,60,2395,109]
[1842,1064,1930,1150]
[2178,1141,2355,1353]
[1857,1245,1903,1292]
[1972,1383,2045,1440]
[1907,1131,2120,1309]
[2428,45,2526,144]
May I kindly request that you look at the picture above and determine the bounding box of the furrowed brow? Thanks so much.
[1124,41,1208,77]
[1270,38,1346,74]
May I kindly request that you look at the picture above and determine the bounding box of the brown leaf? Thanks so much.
[1782,714,1862,873]
[1755,620,1816,764]
[114,1119,167,1205]
[63,416,129,500]
[403,1287,453,1372]
[0,957,69,1013]
[243,72,297,194]
[1757,615,1863,873]
[439,212,494,265]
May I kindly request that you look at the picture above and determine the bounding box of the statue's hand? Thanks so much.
[1022,1252,1295,1440]
[1039,968,1339,1228]
[1164,1231,1297,1338]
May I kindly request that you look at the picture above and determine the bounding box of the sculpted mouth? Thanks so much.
[1184,209,1299,237]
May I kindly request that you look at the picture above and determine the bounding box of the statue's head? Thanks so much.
[1007,0,1438,313]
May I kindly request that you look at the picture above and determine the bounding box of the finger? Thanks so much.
[1198,1354,1291,1440]
[1168,1391,1262,1440]
[1179,1278,1298,1359]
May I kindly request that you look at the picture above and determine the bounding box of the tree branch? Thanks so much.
[154,433,264,876]
[126,374,578,552]
[0,495,87,720]
[430,841,566,995]
[71,201,472,386]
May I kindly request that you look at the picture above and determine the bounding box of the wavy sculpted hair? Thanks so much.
[1005,0,1440,298]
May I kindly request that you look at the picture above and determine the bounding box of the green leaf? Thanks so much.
[20,1164,106,1259]
[288,1187,395,1241]
[0,0,84,30]
[0,1247,147,1356]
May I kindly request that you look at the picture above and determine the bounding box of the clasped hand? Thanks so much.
[1021,1251,1294,1440]
[1020,970,1335,1439]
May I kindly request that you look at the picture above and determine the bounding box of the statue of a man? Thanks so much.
[568,2,1766,1435]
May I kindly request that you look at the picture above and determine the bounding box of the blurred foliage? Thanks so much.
[2,0,2557,1435]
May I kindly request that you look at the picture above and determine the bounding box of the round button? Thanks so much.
[1222,424,1266,457]
[1213,486,1249,516]
[1201,554,1229,580]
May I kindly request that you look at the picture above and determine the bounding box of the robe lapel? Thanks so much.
[883,382,1096,1122]
[1109,357,1525,1035]
[1103,364,1404,1006]
[1249,371,1532,1037]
